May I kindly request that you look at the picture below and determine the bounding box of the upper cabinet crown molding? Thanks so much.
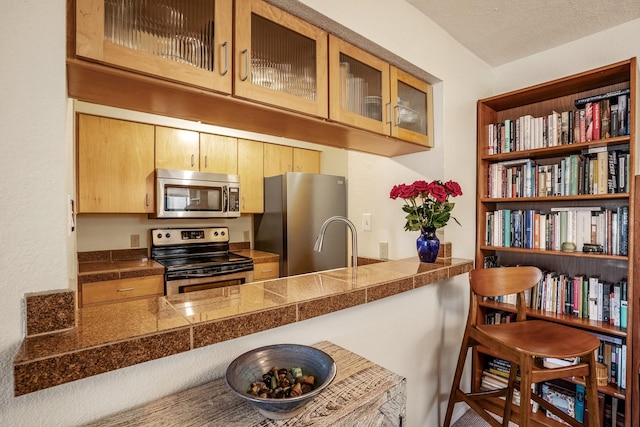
[69,0,434,157]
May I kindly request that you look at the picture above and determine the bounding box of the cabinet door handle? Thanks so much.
[205,155,208,169]
[145,194,150,207]
[240,49,249,81]
[386,102,392,124]
[221,41,229,76]
[117,288,135,292]
[191,154,195,167]
[393,105,400,126]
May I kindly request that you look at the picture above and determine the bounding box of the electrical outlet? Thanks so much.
[130,234,140,248]
[362,213,372,231]
[243,230,251,242]
[379,242,388,260]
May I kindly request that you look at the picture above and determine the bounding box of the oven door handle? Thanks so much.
[171,272,220,279]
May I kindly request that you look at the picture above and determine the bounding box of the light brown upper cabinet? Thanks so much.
[237,139,264,213]
[75,0,233,94]
[156,128,239,174]
[264,144,321,177]
[329,36,434,147]
[234,0,329,118]
[155,126,200,171]
[264,144,293,177]
[77,114,155,213]
[200,133,238,174]
[390,67,434,147]
[329,35,391,135]
[293,148,320,174]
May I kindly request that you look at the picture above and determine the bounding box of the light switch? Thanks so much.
[362,213,372,231]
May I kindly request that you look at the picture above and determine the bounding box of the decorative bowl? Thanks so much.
[225,344,337,419]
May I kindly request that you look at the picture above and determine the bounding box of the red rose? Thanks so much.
[444,180,463,197]
[412,180,429,193]
[399,183,417,199]
[428,182,447,203]
[389,185,400,199]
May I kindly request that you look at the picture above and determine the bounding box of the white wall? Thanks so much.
[0,1,494,426]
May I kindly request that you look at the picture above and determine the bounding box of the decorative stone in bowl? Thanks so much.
[225,343,337,419]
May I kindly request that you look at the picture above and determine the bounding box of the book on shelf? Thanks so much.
[486,147,629,198]
[541,380,576,424]
[485,206,629,255]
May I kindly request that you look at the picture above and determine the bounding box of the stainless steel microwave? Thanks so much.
[152,169,241,219]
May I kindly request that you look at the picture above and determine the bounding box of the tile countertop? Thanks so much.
[13,256,472,396]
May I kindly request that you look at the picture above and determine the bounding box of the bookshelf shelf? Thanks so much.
[480,135,631,162]
[481,193,630,203]
[479,245,628,261]
[475,58,637,427]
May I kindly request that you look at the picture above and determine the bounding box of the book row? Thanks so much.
[485,206,629,255]
[486,146,630,198]
[486,88,631,155]
[486,273,628,328]
[482,358,624,425]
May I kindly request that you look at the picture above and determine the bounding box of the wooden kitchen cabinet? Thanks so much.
[200,133,238,174]
[156,128,238,174]
[234,0,329,118]
[77,114,155,213]
[329,35,433,147]
[237,139,264,213]
[264,144,321,177]
[155,126,200,171]
[75,0,233,94]
[293,147,320,173]
[80,275,164,307]
[252,261,279,280]
[329,35,390,135]
[263,144,292,177]
[390,67,434,147]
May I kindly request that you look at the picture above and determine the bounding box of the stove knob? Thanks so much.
[165,233,171,239]
[213,231,219,236]
[156,233,162,239]
[221,230,226,236]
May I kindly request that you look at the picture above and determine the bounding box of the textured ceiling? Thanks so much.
[406,0,640,66]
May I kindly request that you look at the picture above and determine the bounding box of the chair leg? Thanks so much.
[443,333,472,427]
[517,357,533,427]
[584,352,601,427]
[502,361,518,427]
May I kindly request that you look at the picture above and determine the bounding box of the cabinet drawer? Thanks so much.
[253,262,279,280]
[81,275,164,307]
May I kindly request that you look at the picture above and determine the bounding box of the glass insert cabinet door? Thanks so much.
[234,0,329,118]
[390,67,434,147]
[75,0,233,94]
[329,35,391,135]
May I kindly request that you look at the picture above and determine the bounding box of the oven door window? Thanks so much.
[165,185,223,212]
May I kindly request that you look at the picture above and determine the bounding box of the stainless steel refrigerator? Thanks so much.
[255,172,347,277]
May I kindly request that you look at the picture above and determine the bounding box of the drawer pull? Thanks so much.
[261,269,273,273]
[117,287,135,292]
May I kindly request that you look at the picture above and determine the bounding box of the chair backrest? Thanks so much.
[468,266,542,324]
[469,266,543,298]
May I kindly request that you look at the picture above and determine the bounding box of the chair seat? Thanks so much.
[476,319,600,359]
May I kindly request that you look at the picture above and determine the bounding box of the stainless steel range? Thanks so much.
[150,227,254,295]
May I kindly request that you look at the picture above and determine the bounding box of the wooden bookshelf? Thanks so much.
[475,58,638,427]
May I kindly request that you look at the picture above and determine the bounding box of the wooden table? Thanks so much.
[87,341,407,426]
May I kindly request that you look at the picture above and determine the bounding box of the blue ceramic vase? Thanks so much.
[416,227,440,263]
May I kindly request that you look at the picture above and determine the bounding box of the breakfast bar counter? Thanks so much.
[86,341,407,426]
[14,253,472,396]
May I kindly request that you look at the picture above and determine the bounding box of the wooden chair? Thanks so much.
[443,266,601,427]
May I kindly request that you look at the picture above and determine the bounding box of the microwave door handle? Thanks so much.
[223,186,229,213]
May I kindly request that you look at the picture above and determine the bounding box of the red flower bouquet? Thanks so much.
[390,180,463,231]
